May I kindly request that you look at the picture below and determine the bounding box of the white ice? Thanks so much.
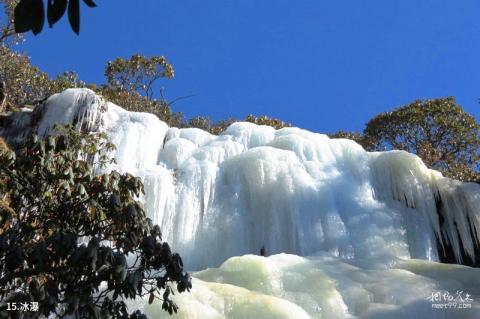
[22,89,480,318]
[139,253,480,319]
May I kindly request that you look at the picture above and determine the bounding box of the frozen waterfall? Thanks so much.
[2,88,480,319]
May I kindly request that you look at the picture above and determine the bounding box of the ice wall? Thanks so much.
[6,88,478,270]
[3,88,480,318]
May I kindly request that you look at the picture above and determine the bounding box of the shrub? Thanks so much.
[0,126,191,318]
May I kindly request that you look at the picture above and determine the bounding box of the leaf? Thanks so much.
[77,184,86,196]
[47,0,68,27]
[13,0,31,33]
[68,0,80,35]
[83,0,97,7]
[163,287,170,301]
[14,0,45,35]
[148,292,155,304]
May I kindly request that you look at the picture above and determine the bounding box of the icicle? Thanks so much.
[5,88,480,270]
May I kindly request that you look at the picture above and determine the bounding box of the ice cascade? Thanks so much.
[3,89,480,319]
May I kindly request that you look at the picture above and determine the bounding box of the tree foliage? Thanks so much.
[14,0,96,35]
[0,126,191,318]
[0,46,81,112]
[0,0,22,47]
[363,97,480,182]
[0,13,293,133]
[327,130,369,146]
[99,54,185,128]
[244,114,292,130]
[209,118,237,135]
[1,2,82,113]
[91,54,293,133]
[99,86,185,128]
[186,116,213,132]
[105,55,174,100]
[99,53,295,133]
[184,115,292,135]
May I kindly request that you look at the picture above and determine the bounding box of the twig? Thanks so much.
[167,93,197,106]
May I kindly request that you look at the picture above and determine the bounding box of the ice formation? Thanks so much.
[2,88,480,318]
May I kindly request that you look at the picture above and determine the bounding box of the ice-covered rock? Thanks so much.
[3,88,480,318]
[137,253,480,319]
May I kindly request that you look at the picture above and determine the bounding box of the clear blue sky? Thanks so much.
[19,0,480,133]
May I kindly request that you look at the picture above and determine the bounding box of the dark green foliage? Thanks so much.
[364,97,480,182]
[14,0,96,35]
[67,0,81,34]
[47,0,68,27]
[14,0,44,35]
[0,126,191,318]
